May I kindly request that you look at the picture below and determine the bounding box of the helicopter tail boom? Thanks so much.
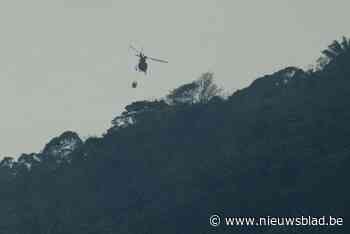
[148,57,168,63]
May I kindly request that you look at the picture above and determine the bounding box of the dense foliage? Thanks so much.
[1,38,350,234]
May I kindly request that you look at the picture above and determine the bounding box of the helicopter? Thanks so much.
[129,45,168,75]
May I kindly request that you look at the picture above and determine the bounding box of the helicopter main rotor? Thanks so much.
[129,45,168,63]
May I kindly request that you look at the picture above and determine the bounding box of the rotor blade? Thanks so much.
[148,57,168,63]
[129,45,141,53]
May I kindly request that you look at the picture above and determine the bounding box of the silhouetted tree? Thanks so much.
[322,36,350,59]
[166,72,221,105]
[2,37,350,234]
[196,72,222,103]
[166,82,198,105]
[111,100,168,129]
[315,36,350,70]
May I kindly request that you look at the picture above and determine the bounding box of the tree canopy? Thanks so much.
[1,38,350,234]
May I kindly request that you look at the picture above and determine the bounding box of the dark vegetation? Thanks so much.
[1,38,350,233]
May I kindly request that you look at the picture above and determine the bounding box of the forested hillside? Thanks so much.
[1,38,349,234]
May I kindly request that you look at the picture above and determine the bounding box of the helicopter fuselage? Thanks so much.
[138,55,148,73]
[131,48,167,74]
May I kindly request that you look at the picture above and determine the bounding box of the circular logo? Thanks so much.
[210,214,221,227]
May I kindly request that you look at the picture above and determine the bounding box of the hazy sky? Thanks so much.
[0,0,349,157]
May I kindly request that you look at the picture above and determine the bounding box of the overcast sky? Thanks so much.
[0,0,349,157]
